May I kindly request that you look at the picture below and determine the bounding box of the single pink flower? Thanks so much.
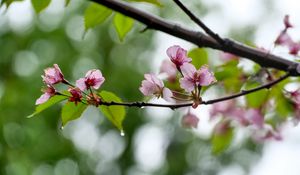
[244,109,264,128]
[42,64,64,85]
[160,60,177,82]
[210,100,248,125]
[181,113,199,128]
[68,87,82,105]
[180,63,216,92]
[166,45,191,67]
[275,31,293,46]
[284,15,293,29]
[35,85,56,105]
[139,73,173,102]
[76,69,105,91]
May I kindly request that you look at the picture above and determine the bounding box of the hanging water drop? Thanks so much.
[140,106,145,109]
[120,130,125,136]
[60,126,64,130]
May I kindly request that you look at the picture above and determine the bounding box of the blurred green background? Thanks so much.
[0,0,294,174]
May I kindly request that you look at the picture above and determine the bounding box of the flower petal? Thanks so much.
[198,65,216,86]
[179,77,195,92]
[180,63,196,79]
[162,87,173,102]
[35,93,51,105]
[76,78,87,91]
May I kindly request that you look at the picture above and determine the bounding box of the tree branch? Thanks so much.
[99,72,290,109]
[173,0,225,45]
[90,0,300,76]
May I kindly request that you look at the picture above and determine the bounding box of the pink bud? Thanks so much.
[68,87,82,105]
[181,113,199,128]
[35,85,56,105]
[284,15,293,29]
[275,31,293,46]
[42,64,64,85]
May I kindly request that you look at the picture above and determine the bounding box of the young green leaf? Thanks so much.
[84,2,113,31]
[113,13,134,41]
[61,102,87,126]
[244,82,269,108]
[129,0,162,6]
[211,123,233,154]
[31,0,51,13]
[188,48,208,69]
[99,91,126,131]
[27,95,68,118]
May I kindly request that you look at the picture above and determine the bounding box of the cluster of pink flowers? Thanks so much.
[275,15,300,55]
[36,64,105,107]
[139,45,217,128]
[210,100,282,141]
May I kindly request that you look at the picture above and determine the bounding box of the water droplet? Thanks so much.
[60,126,64,130]
[120,130,125,136]
[140,106,145,109]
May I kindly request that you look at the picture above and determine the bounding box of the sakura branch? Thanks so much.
[173,0,225,45]
[90,0,300,75]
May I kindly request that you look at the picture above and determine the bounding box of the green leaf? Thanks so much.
[65,0,70,6]
[99,91,126,131]
[27,95,68,118]
[113,13,134,41]
[61,102,87,126]
[274,91,293,118]
[84,2,113,31]
[129,0,162,6]
[1,0,23,7]
[188,48,208,69]
[244,82,269,108]
[31,0,51,13]
[211,124,233,154]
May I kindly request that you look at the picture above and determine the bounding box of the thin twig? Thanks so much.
[173,0,224,45]
[96,72,290,109]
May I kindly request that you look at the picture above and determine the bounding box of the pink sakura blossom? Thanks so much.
[220,52,238,62]
[181,113,199,128]
[210,100,248,125]
[166,45,192,67]
[284,15,293,29]
[252,125,282,142]
[160,60,177,82]
[139,73,173,102]
[35,85,56,105]
[76,69,105,91]
[275,31,293,46]
[180,63,216,92]
[68,87,82,105]
[42,64,64,85]
[244,109,264,128]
